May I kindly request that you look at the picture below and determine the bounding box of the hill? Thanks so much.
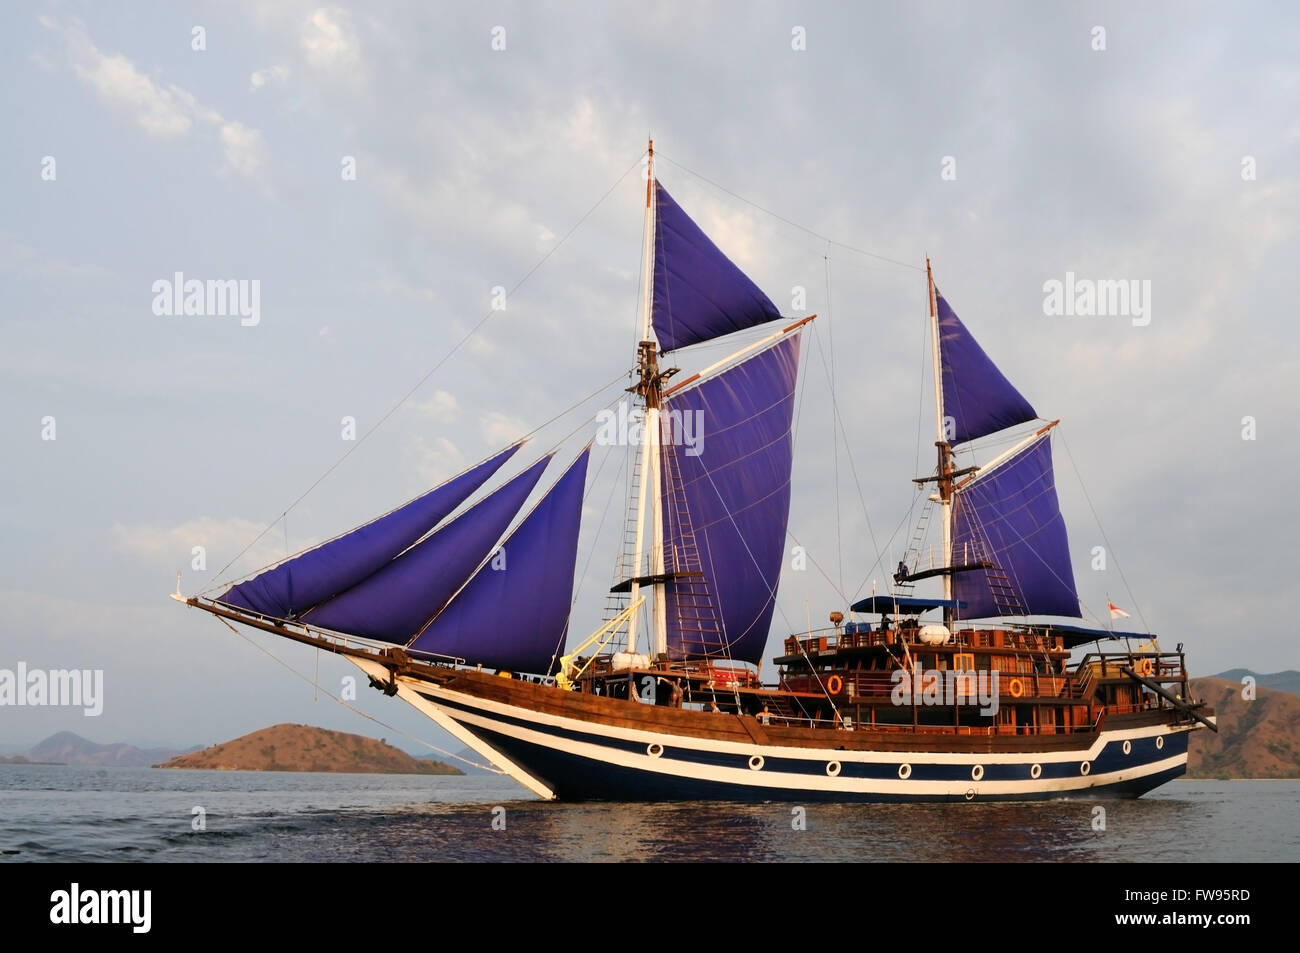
[157,723,462,775]
[1187,677,1300,779]
[15,731,196,767]
[1206,669,1300,698]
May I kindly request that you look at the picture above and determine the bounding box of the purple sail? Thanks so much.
[951,435,1080,619]
[659,334,801,665]
[652,182,782,352]
[409,448,590,674]
[936,290,1038,445]
[218,444,521,620]
[301,456,553,642]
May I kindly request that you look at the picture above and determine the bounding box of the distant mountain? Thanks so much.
[1207,669,1300,698]
[15,731,197,767]
[1188,678,1300,778]
[158,723,462,775]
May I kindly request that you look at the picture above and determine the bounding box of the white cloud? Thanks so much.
[480,411,529,447]
[111,517,311,578]
[408,435,465,486]
[40,16,269,185]
[250,64,290,91]
[218,120,266,178]
[301,8,361,72]
[412,389,459,423]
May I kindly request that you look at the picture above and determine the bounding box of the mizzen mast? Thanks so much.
[927,259,954,621]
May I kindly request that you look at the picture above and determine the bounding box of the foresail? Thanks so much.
[951,433,1080,619]
[408,448,591,674]
[652,182,782,352]
[659,333,801,665]
[299,456,553,642]
[216,443,521,621]
[936,290,1037,445]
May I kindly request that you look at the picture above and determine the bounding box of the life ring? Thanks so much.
[826,675,844,695]
[1135,658,1154,677]
[1008,678,1025,698]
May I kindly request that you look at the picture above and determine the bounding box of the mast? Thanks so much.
[927,258,955,624]
[627,140,667,657]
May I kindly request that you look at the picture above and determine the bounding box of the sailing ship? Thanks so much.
[177,143,1215,802]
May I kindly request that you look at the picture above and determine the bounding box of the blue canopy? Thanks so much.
[849,596,965,615]
[1040,623,1148,649]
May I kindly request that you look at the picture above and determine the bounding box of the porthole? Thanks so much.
[1122,740,1132,755]
[1156,735,1164,750]
[1030,763,1042,779]
[898,763,912,780]
[971,764,985,782]
[1080,761,1091,776]
[646,743,663,758]
[749,755,764,771]
[964,789,976,801]
[826,760,841,777]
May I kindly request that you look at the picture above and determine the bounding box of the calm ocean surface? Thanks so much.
[1,765,1295,862]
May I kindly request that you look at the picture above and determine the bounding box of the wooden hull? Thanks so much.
[352,659,1207,803]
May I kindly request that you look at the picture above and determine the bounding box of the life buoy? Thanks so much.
[826,675,844,695]
[1135,658,1154,677]
[1008,678,1025,698]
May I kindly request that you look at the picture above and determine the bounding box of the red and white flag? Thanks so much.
[1108,601,1131,620]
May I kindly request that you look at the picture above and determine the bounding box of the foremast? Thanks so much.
[627,140,670,659]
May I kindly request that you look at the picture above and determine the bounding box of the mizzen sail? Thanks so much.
[950,433,1080,619]
[936,290,1037,446]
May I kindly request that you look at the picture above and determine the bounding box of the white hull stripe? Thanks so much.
[405,683,1193,798]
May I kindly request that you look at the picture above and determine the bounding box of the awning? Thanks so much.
[849,596,965,616]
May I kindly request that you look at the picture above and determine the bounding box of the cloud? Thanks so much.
[110,517,311,578]
[218,120,266,178]
[412,389,459,424]
[301,8,361,73]
[40,16,268,185]
[407,435,465,486]
[250,64,290,91]
[480,411,528,447]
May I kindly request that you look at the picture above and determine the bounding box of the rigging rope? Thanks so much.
[656,153,924,273]
[212,615,506,776]
[209,152,647,586]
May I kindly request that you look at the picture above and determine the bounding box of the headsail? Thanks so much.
[936,290,1037,446]
[950,433,1080,619]
[658,333,801,665]
[652,182,782,352]
[300,456,553,642]
[217,444,521,620]
[409,448,591,674]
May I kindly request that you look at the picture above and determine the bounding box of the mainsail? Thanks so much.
[217,444,521,621]
[652,182,782,353]
[659,334,801,665]
[409,448,591,674]
[300,456,553,642]
[950,433,1080,620]
[936,290,1037,446]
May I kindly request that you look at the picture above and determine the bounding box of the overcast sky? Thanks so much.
[2,1,1297,750]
